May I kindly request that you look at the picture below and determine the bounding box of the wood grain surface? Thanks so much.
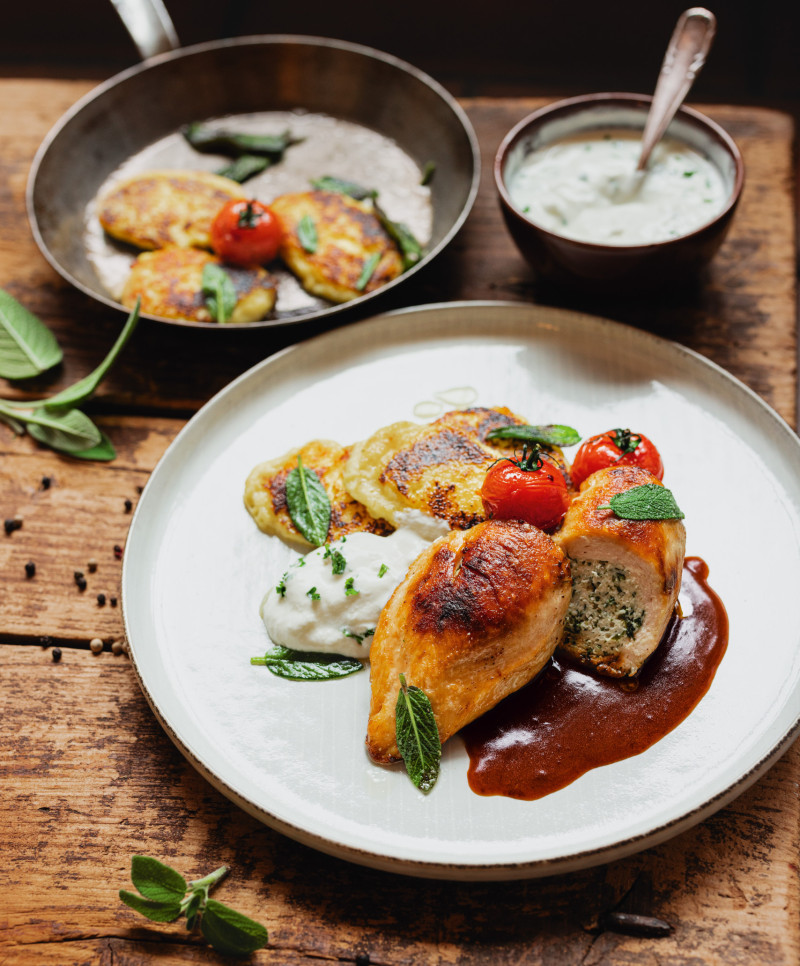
[1,78,798,965]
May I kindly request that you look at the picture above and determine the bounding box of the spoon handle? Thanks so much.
[637,7,717,171]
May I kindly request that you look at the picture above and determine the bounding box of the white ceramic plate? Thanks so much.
[122,301,800,880]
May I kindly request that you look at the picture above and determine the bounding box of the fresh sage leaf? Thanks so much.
[355,251,381,291]
[374,203,423,270]
[52,430,117,462]
[216,154,270,183]
[183,891,203,930]
[285,454,330,545]
[0,411,25,435]
[20,406,102,452]
[485,423,581,447]
[131,855,187,903]
[309,176,377,201]
[395,673,441,792]
[600,483,685,520]
[420,160,436,185]
[41,303,140,412]
[251,644,364,681]
[200,899,269,957]
[182,122,297,158]
[0,288,63,379]
[201,263,237,323]
[119,890,183,923]
[297,214,318,253]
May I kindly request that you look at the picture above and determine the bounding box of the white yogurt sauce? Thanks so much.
[508,129,728,245]
[260,511,448,659]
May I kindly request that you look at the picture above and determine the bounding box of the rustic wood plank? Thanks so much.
[2,646,798,964]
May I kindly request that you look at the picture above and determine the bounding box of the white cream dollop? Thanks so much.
[508,129,728,246]
[260,511,448,659]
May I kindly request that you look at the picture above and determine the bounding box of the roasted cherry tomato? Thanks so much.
[210,199,282,266]
[570,428,664,488]
[480,445,570,532]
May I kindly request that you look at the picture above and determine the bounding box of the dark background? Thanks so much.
[4,0,798,107]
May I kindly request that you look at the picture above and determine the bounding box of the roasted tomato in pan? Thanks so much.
[480,445,570,532]
[210,199,282,266]
[570,428,664,488]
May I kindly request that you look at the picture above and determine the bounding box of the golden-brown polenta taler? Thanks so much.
[269,190,403,303]
[244,439,394,550]
[98,169,245,250]
[121,247,276,323]
[343,407,566,531]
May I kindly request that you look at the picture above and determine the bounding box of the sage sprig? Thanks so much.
[297,214,318,253]
[216,154,270,183]
[486,423,581,448]
[0,298,140,461]
[310,176,378,201]
[0,289,63,379]
[285,455,331,545]
[119,855,268,957]
[395,673,441,792]
[182,122,299,159]
[251,644,364,681]
[600,483,685,520]
[201,263,237,323]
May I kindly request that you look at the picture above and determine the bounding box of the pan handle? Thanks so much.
[109,0,180,59]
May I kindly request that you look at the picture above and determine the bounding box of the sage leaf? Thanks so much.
[119,890,183,923]
[485,423,581,447]
[310,176,377,201]
[20,407,102,452]
[374,203,423,270]
[202,263,237,323]
[0,411,25,435]
[184,891,203,930]
[251,644,363,681]
[600,483,685,520]
[54,430,117,462]
[0,288,63,379]
[395,673,441,792]
[420,160,436,185]
[200,899,269,956]
[285,455,330,545]
[216,154,270,183]
[130,855,187,903]
[182,122,297,158]
[42,302,140,412]
[355,251,381,291]
[297,214,318,253]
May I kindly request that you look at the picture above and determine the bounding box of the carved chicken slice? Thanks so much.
[554,465,686,678]
[366,519,572,763]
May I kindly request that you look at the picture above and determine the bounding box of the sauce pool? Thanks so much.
[462,558,728,799]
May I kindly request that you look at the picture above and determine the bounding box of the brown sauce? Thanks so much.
[462,557,728,800]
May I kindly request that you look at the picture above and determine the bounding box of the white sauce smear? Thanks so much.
[508,129,728,246]
[261,511,448,659]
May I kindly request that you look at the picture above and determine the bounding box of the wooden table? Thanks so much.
[1,80,798,965]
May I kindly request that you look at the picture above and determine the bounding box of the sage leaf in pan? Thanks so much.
[309,175,378,201]
[485,423,582,448]
[355,251,381,291]
[201,263,237,323]
[182,121,300,158]
[0,288,63,379]
[297,214,318,253]
[285,455,331,545]
[600,483,685,520]
[215,153,270,183]
[395,673,441,793]
[251,644,364,681]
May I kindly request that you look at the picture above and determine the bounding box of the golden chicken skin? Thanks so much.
[366,519,572,763]
[244,439,393,550]
[554,464,686,678]
[269,189,403,302]
[97,169,245,250]
[121,247,276,323]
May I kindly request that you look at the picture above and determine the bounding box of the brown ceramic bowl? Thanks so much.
[494,93,744,292]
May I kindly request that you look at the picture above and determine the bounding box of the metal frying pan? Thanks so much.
[26,18,479,329]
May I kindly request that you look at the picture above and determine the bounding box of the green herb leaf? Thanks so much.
[200,899,269,957]
[0,288,63,379]
[201,263,237,324]
[420,160,436,185]
[600,483,685,520]
[119,890,183,923]
[355,252,381,292]
[182,122,297,158]
[485,423,581,447]
[183,891,203,930]
[378,563,388,578]
[395,673,441,792]
[41,302,140,412]
[19,406,102,453]
[323,544,347,574]
[216,154,270,183]
[374,203,423,270]
[52,430,117,461]
[251,644,364,680]
[309,176,377,201]
[344,576,359,596]
[297,214,318,253]
[285,455,331,545]
[130,855,187,903]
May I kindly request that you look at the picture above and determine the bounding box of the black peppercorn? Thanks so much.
[4,517,22,535]
[113,544,123,560]
[97,593,106,606]
[41,476,52,490]
[124,498,133,513]
[25,561,36,578]
[52,647,62,662]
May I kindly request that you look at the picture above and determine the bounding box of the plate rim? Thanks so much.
[121,299,800,879]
